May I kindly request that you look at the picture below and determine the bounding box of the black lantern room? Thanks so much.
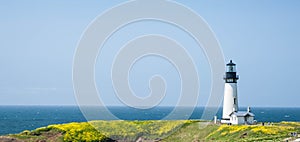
[224,60,239,83]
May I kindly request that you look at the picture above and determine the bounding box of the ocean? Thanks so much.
[0,106,299,135]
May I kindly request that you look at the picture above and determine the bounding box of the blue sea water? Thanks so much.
[0,106,299,135]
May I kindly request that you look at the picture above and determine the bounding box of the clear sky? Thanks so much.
[0,0,299,107]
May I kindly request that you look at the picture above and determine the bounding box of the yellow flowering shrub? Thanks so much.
[90,120,187,138]
[48,122,107,142]
[206,123,298,141]
[44,120,191,141]
[251,125,294,135]
[281,121,300,127]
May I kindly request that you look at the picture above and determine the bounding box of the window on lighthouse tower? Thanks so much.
[229,66,233,72]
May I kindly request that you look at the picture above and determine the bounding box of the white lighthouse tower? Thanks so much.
[220,60,255,125]
[221,60,239,124]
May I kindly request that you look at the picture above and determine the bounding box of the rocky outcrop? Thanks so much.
[0,136,23,142]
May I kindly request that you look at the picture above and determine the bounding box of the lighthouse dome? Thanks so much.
[226,60,236,66]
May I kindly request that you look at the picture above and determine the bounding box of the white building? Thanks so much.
[229,107,255,125]
[221,60,255,125]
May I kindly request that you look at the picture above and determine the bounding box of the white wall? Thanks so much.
[237,117,245,124]
[246,116,254,124]
[222,83,238,119]
[230,115,255,125]
[230,116,245,125]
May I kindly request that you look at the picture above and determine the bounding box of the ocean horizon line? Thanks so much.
[0,105,299,108]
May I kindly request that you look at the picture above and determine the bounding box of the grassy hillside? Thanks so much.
[206,122,300,141]
[4,121,300,142]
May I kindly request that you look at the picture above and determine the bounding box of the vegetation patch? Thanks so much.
[206,123,299,142]
[9,120,193,142]
[5,121,300,142]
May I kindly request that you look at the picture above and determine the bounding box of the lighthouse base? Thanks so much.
[221,119,231,124]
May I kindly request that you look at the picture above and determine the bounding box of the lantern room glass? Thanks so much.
[227,65,236,72]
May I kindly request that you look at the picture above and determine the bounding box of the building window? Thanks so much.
[234,98,237,105]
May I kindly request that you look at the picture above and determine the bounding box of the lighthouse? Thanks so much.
[220,60,255,125]
[221,60,239,123]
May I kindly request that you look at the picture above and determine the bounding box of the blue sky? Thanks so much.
[0,0,299,107]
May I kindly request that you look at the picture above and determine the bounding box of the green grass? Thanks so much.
[6,121,300,142]
[162,121,219,142]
